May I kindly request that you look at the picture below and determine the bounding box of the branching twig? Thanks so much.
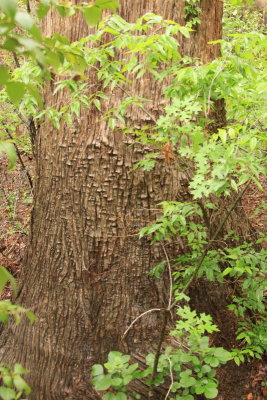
[14,111,37,150]
[1,221,29,258]
[182,179,252,294]
[122,308,162,339]
[117,83,157,124]
[164,357,174,400]
[12,53,20,68]
[2,124,33,189]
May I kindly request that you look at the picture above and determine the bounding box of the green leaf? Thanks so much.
[91,364,104,376]
[103,394,115,400]
[127,363,138,373]
[238,174,250,185]
[114,393,127,400]
[17,37,41,52]
[55,5,76,18]
[64,53,87,73]
[108,351,125,362]
[122,375,133,385]
[14,364,29,375]
[82,7,101,27]
[93,375,113,391]
[0,266,17,294]
[195,384,205,394]
[6,82,26,104]
[27,85,43,108]
[213,348,231,363]
[25,311,36,324]
[180,376,196,388]
[0,313,9,323]
[0,387,16,400]
[93,98,101,111]
[15,11,33,30]
[230,179,238,192]
[179,26,190,38]
[111,377,122,386]
[204,356,219,367]
[0,67,9,85]
[0,0,17,19]
[0,142,17,170]
[30,24,43,41]
[36,2,51,19]
[204,387,218,399]
[201,365,212,374]
[0,22,16,35]
[233,356,240,366]
[249,137,257,151]
[2,37,19,52]
[13,375,31,394]
[45,51,62,68]
[222,267,232,276]
[94,0,119,10]
[2,375,13,388]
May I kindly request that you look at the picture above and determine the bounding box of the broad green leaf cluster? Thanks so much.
[92,308,231,400]
[0,266,35,399]
[0,363,31,400]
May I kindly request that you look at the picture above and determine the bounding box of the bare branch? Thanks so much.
[164,357,174,400]
[122,308,162,339]
[2,124,33,189]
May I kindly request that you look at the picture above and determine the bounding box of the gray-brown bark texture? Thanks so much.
[0,1,255,399]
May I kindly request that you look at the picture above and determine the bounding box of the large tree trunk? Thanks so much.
[0,1,254,399]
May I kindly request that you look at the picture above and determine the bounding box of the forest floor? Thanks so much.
[0,157,266,400]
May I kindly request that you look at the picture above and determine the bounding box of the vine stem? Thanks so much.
[164,357,174,400]
[122,308,162,339]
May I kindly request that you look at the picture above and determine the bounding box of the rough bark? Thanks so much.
[0,1,254,400]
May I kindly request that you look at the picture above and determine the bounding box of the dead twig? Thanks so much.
[164,357,174,400]
[122,308,163,339]
[2,124,33,189]
[3,126,33,188]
